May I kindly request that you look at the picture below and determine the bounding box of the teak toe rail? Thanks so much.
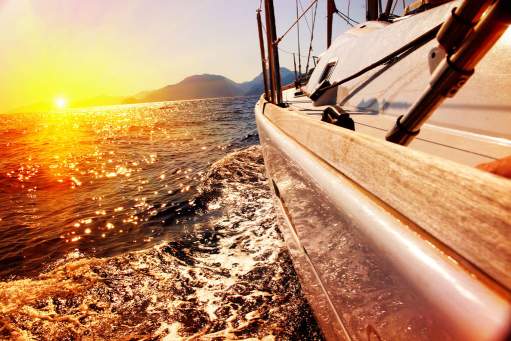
[262,98,511,291]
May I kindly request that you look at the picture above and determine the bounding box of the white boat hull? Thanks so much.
[255,99,511,340]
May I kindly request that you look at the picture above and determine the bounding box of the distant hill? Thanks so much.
[239,67,295,96]
[129,67,295,104]
[132,74,244,103]
[8,67,297,113]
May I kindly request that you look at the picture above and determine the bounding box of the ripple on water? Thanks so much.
[0,98,259,278]
[0,146,323,340]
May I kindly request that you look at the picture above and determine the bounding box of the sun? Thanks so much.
[54,97,68,109]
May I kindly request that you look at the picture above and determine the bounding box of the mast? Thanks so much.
[366,0,379,20]
[256,9,270,101]
[264,0,276,103]
[293,53,299,88]
[327,0,336,48]
[264,0,283,105]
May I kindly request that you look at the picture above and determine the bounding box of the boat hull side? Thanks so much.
[255,100,511,341]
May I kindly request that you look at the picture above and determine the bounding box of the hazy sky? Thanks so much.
[0,0,367,112]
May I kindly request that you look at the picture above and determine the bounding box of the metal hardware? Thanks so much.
[427,46,445,73]
[321,107,355,130]
[386,0,511,145]
[437,0,492,53]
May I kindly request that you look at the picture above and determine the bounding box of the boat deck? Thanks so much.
[281,88,511,166]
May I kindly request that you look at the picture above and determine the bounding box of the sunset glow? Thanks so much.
[0,1,267,113]
[0,1,346,114]
[54,97,68,109]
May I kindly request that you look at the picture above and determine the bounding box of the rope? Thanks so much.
[311,24,441,99]
[336,11,357,26]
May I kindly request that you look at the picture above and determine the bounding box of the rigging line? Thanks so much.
[335,10,358,26]
[275,0,318,45]
[343,8,359,24]
[391,0,399,15]
[305,0,318,75]
[298,0,312,33]
[384,0,394,18]
[258,0,263,11]
[335,11,355,26]
[278,46,292,54]
[277,45,303,55]
[262,17,315,65]
[335,7,360,25]
[339,10,359,24]
[293,53,298,82]
[296,0,302,75]
[261,21,310,61]
[311,24,441,98]
[278,46,311,60]
[278,47,316,60]
[347,0,350,22]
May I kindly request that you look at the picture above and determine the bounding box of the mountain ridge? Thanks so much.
[8,68,296,113]
[125,67,295,104]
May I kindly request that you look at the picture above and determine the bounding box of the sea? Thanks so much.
[0,96,323,340]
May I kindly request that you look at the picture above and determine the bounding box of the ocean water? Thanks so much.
[0,97,323,340]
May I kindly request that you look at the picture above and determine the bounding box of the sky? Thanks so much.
[0,0,370,112]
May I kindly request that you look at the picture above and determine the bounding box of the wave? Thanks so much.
[0,146,322,340]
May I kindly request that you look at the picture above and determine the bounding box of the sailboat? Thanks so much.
[254,0,511,339]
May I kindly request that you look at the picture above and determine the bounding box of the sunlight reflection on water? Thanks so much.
[0,97,258,278]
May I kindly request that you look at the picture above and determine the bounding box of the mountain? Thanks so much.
[130,67,295,104]
[239,67,295,96]
[133,74,245,103]
[7,68,297,113]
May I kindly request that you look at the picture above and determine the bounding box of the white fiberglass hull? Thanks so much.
[255,98,511,340]
[255,0,511,338]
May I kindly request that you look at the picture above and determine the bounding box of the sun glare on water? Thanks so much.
[54,97,68,109]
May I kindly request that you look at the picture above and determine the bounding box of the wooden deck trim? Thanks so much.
[261,99,511,290]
